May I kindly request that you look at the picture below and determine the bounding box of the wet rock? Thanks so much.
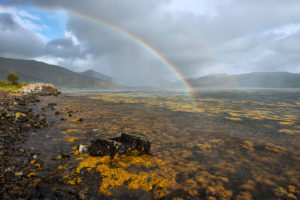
[79,145,88,154]
[88,133,151,157]
[60,152,71,159]
[88,139,122,157]
[76,191,86,200]
[16,115,28,123]
[14,171,23,176]
[5,167,14,172]
[73,117,83,122]
[118,133,151,154]
[20,83,58,96]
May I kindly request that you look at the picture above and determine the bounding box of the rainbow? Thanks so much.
[67,10,197,105]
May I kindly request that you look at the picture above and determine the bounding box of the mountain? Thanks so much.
[187,72,300,88]
[79,69,112,82]
[0,57,119,89]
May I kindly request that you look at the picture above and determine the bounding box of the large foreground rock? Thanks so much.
[88,139,122,157]
[20,83,58,96]
[88,133,151,157]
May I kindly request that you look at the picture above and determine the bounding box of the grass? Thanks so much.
[0,79,27,92]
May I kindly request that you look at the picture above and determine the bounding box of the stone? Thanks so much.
[88,139,122,157]
[5,167,13,172]
[15,171,23,176]
[79,145,88,154]
[88,133,151,157]
[119,133,151,154]
[20,83,58,96]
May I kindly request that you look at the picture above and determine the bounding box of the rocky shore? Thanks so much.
[0,85,72,199]
[0,84,153,200]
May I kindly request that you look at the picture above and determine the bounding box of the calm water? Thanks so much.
[25,89,300,199]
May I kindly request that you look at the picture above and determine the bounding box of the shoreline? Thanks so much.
[0,91,81,199]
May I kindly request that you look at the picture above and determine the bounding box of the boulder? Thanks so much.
[88,139,122,157]
[20,83,58,96]
[119,133,151,154]
[88,133,151,157]
[78,145,88,154]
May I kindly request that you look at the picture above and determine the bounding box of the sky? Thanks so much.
[0,0,300,86]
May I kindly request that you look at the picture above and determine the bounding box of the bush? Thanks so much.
[6,72,19,85]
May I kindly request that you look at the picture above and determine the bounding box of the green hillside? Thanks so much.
[0,57,119,89]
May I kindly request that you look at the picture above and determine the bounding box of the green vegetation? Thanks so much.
[0,57,120,89]
[0,72,27,92]
[6,72,19,85]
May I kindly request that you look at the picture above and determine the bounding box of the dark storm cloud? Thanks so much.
[2,0,300,85]
[0,13,44,58]
[45,38,86,59]
[0,13,16,30]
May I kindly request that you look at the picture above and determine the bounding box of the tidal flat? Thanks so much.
[3,89,300,199]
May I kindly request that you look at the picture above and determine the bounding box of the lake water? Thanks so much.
[26,88,300,199]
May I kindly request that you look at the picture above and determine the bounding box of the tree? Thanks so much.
[6,72,19,85]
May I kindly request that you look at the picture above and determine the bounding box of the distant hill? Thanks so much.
[187,72,300,88]
[0,57,119,89]
[79,69,112,82]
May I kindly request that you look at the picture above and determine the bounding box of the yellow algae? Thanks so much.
[224,117,242,121]
[15,112,25,118]
[197,143,212,151]
[287,193,297,200]
[240,183,255,191]
[261,179,276,186]
[66,136,79,142]
[265,144,287,153]
[57,155,62,159]
[242,141,254,150]
[236,192,252,200]
[67,177,82,185]
[288,185,296,193]
[73,145,79,155]
[27,172,37,177]
[208,197,217,200]
[228,112,240,117]
[279,129,300,134]
[61,129,79,134]
[279,121,294,125]
[30,160,36,165]
[35,163,41,168]
[72,118,83,122]
[57,165,64,170]
[65,154,176,198]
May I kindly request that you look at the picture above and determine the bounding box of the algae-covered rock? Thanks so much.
[119,133,151,154]
[88,139,122,157]
[20,83,58,96]
[88,133,151,157]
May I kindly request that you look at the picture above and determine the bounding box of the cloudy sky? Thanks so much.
[0,0,300,86]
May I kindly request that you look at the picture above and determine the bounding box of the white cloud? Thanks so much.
[0,5,49,41]
[18,10,40,21]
